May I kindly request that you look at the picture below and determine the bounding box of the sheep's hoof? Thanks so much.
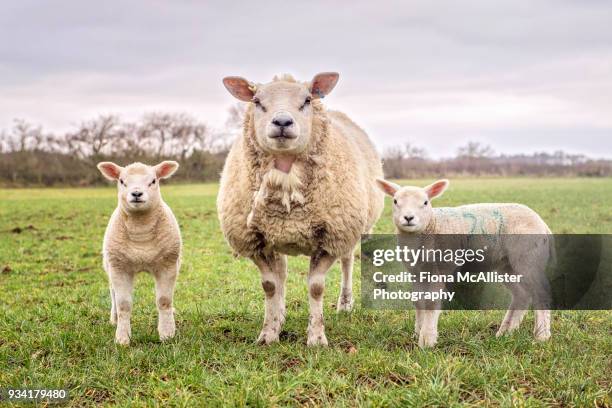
[158,325,176,341]
[306,328,328,347]
[496,323,519,338]
[256,329,280,345]
[336,295,354,313]
[418,331,437,349]
[534,329,551,342]
[115,332,130,346]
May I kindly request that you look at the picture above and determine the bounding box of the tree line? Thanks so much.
[0,113,231,186]
[382,142,612,178]
[1,109,610,186]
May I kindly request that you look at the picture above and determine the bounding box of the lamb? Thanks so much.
[97,161,181,345]
[376,178,553,348]
[218,72,384,346]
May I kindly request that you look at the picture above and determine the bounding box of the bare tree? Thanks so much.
[225,102,247,132]
[66,115,120,159]
[457,141,495,158]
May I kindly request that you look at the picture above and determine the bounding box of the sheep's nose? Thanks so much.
[404,216,414,223]
[131,191,143,198]
[271,115,294,128]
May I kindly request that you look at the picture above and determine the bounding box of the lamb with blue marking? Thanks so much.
[376,178,553,348]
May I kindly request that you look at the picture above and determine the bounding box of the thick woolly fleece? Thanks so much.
[217,84,384,260]
[103,201,182,274]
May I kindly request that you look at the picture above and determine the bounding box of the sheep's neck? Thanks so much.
[274,155,295,174]
[120,206,162,242]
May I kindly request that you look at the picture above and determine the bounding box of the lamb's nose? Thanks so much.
[272,115,294,128]
[404,216,414,223]
[131,191,143,198]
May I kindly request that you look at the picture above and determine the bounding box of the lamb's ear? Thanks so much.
[424,179,449,199]
[376,178,400,197]
[310,72,339,98]
[97,162,123,181]
[223,76,255,102]
[155,161,179,179]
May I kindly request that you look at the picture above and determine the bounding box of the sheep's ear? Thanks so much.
[223,76,255,102]
[310,72,339,98]
[424,179,449,199]
[97,162,123,181]
[376,178,400,197]
[155,161,179,179]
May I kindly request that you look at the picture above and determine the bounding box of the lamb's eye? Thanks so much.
[300,96,312,110]
[424,200,429,206]
[393,199,397,205]
[252,97,266,112]
[119,179,124,186]
[149,179,156,186]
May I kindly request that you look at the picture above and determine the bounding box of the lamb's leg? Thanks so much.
[154,262,178,341]
[307,250,336,346]
[110,270,134,346]
[531,271,552,341]
[337,248,355,312]
[497,283,530,337]
[109,285,117,325]
[418,307,442,348]
[414,273,443,348]
[105,260,117,325]
[506,250,552,341]
[414,308,423,338]
[253,254,285,345]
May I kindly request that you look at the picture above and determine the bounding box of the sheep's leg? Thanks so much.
[275,255,288,325]
[418,307,442,348]
[337,248,355,313]
[506,250,552,341]
[105,260,117,325]
[154,263,178,341]
[109,285,117,325]
[307,251,336,347]
[531,271,552,341]
[414,308,423,338]
[254,254,285,345]
[414,270,444,348]
[533,309,551,341]
[497,283,530,337]
[110,271,134,346]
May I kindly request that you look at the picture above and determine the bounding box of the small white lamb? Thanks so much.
[97,161,181,345]
[376,178,552,348]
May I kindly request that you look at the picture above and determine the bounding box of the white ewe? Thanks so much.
[97,161,181,345]
[376,178,552,348]
[218,73,384,346]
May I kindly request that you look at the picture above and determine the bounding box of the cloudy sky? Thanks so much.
[1,0,611,158]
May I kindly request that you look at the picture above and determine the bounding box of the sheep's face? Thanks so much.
[251,81,313,155]
[376,179,449,233]
[97,161,179,213]
[223,73,339,156]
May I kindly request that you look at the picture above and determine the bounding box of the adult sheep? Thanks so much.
[218,72,384,346]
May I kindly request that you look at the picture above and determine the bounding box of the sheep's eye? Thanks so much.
[252,97,266,112]
[393,199,397,205]
[424,200,429,206]
[149,179,156,186]
[300,96,312,111]
[119,179,124,186]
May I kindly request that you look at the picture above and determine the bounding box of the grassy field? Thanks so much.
[1,178,611,407]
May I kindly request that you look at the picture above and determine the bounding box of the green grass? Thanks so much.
[0,178,611,407]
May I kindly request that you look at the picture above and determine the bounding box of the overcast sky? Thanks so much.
[1,0,611,158]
